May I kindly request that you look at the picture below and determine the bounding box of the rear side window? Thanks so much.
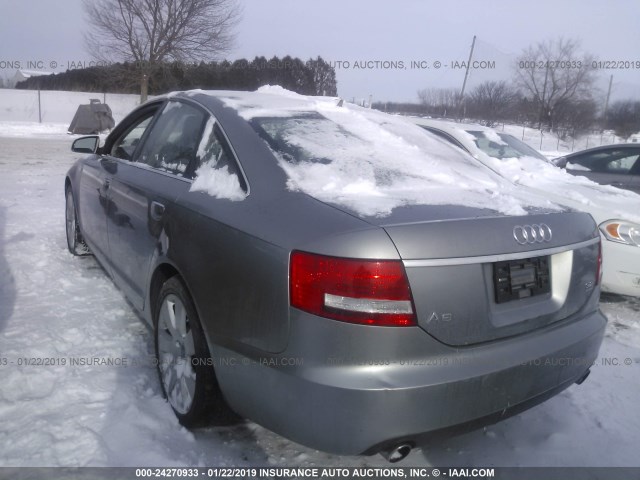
[190,119,245,185]
[137,101,206,175]
[188,117,248,200]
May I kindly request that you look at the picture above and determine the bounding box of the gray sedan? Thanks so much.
[65,89,606,461]
[554,144,640,194]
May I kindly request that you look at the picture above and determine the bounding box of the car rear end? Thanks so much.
[198,91,606,455]
[214,208,605,455]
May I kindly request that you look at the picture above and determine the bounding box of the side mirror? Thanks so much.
[552,157,567,168]
[72,136,100,154]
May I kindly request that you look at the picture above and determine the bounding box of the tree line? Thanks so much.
[15,56,338,97]
[381,38,640,141]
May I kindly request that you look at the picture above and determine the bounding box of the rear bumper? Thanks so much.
[213,308,606,455]
[601,241,640,297]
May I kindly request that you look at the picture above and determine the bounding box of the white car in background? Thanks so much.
[410,117,640,297]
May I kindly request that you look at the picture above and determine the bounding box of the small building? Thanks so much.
[10,69,53,88]
[68,99,116,134]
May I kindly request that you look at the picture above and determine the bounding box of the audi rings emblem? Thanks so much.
[513,224,553,245]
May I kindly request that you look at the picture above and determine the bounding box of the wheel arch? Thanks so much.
[148,262,181,324]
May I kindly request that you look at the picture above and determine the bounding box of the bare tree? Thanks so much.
[467,81,519,127]
[83,0,241,100]
[606,100,640,140]
[417,88,461,117]
[514,38,598,129]
[552,98,598,138]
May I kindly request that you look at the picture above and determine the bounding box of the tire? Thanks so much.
[154,276,239,427]
[65,187,90,256]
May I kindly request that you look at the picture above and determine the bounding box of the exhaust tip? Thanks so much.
[380,443,413,463]
[575,368,591,385]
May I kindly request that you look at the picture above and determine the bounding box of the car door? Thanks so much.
[77,110,155,268]
[77,154,111,264]
[106,100,207,310]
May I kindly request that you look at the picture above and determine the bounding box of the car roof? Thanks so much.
[156,86,338,118]
[564,142,640,157]
[408,117,493,133]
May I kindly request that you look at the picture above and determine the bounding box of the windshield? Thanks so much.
[467,130,548,161]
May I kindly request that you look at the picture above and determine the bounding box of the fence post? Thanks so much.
[539,131,543,150]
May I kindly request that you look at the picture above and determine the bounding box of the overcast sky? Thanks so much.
[1,0,638,101]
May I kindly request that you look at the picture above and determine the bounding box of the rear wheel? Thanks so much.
[65,187,90,256]
[154,276,238,427]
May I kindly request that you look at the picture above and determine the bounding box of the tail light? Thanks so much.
[290,251,417,326]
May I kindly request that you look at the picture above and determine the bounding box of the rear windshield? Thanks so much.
[251,113,487,171]
[251,113,345,165]
[245,112,554,217]
[467,130,548,161]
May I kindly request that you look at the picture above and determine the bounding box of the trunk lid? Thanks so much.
[381,209,600,346]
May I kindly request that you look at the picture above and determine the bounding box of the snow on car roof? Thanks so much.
[176,86,561,217]
[410,116,492,132]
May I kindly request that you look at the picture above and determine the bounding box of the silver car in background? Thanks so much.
[66,88,605,461]
[411,117,640,298]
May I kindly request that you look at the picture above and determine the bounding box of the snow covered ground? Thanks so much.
[0,126,639,469]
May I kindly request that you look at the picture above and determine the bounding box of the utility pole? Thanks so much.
[141,74,148,104]
[603,74,613,124]
[458,35,476,121]
[538,63,550,130]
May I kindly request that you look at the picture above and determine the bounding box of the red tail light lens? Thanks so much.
[290,251,417,326]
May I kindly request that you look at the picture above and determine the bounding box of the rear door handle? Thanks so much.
[150,201,165,221]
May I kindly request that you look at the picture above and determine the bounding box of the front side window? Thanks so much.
[601,154,638,173]
[568,150,640,174]
[137,101,206,175]
[110,115,154,160]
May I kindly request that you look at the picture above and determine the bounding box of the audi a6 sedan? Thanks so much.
[410,117,640,298]
[65,87,605,461]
